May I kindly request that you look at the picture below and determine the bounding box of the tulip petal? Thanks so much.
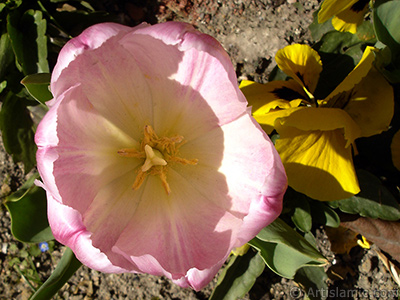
[275,44,322,94]
[51,22,146,99]
[36,22,287,291]
[46,86,140,214]
[108,113,285,289]
[45,187,132,273]
[57,22,246,144]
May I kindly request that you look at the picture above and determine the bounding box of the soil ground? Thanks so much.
[1,0,399,299]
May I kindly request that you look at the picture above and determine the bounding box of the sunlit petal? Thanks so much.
[275,122,360,201]
[325,46,375,103]
[276,107,361,148]
[318,0,358,23]
[240,80,308,133]
[343,68,394,137]
[275,44,322,94]
[35,22,287,291]
[331,1,369,33]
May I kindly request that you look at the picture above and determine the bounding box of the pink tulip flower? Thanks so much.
[35,21,287,290]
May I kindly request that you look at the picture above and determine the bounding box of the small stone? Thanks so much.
[359,257,371,274]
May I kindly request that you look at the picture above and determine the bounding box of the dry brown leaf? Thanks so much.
[340,214,400,263]
[325,226,359,254]
[375,248,400,286]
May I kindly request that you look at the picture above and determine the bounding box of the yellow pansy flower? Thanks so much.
[241,44,394,201]
[318,0,370,34]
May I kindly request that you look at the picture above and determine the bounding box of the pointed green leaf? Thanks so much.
[0,92,36,172]
[308,9,335,42]
[313,21,376,98]
[291,194,312,233]
[373,0,400,59]
[21,73,52,103]
[29,248,82,300]
[7,9,49,75]
[249,219,327,279]
[210,249,265,300]
[0,32,15,82]
[4,174,54,243]
[329,170,400,221]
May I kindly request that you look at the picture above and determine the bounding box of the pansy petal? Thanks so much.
[343,68,394,137]
[274,108,361,200]
[332,0,369,33]
[325,46,375,103]
[274,126,360,201]
[277,107,361,147]
[275,44,322,94]
[240,80,309,109]
[253,106,303,134]
[240,80,308,133]
[318,0,358,23]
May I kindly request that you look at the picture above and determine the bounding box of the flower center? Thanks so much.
[117,125,198,195]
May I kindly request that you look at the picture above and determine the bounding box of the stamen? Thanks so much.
[132,169,147,190]
[169,157,198,165]
[159,171,171,195]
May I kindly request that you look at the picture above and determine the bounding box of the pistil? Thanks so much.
[117,125,198,195]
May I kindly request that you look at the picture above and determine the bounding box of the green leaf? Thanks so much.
[380,67,400,83]
[0,92,36,172]
[308,9,335,42]
[21,73,52,104]
[310,201,340,228]
[209,249,265,300]
[374,43,400,83]
[29,248,82,300]
[0,32,15,82]
[294,266,328,300]
[329,170,400,221]
[268,65,289,82]
[291,194,312,233]
[313,21,376,99]
[4,174,54,243]
[7,9,49,75]
[249,219,327,279]
[373,0,400,59]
